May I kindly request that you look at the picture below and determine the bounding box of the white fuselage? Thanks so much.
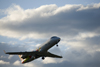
[22,36,61,63]
[38,37,60,52]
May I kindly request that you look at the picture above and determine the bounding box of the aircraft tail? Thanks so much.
[18,55,23,62]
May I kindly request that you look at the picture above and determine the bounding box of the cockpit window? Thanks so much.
[51,36,57,39]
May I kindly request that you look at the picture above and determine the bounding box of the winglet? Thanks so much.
[4,50,6,54]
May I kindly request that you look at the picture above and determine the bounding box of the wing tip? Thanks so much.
[3,50,6,54]
[60,56,63,58]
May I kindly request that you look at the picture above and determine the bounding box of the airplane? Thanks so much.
[4,36,62,64]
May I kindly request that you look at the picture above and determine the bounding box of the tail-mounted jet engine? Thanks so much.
[21,55,27,59]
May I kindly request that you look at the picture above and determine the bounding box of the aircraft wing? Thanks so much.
[4,50,42,55]
[4,50,62,58]
[44,52,62,58]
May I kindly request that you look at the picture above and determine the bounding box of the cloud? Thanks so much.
[42,57,57,64]
[13,60,39,67]
[0,55,6,58]
[23,62,38,67]
[74,32,100,40]
[0,60,10,64]
[8,55,13,59]
[0,36,100,67]
[13,60,21,66]
[77,3,100,11]
[0,42,42,67]
[0,3,100,40]
[0,3,100,67]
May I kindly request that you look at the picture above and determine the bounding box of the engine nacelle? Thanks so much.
[21,55,27,59]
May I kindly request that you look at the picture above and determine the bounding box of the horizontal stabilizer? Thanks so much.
[44,52,63,58]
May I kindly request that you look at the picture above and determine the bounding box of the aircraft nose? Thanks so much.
[58,37,61,42]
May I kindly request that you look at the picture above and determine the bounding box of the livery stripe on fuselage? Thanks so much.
[23,56,30,63]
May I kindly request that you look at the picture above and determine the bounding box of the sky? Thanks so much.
[0,0,100,67]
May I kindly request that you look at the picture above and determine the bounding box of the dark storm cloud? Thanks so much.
[83,36,100,45]
[43,48,100,67]
[0,3,100,39]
